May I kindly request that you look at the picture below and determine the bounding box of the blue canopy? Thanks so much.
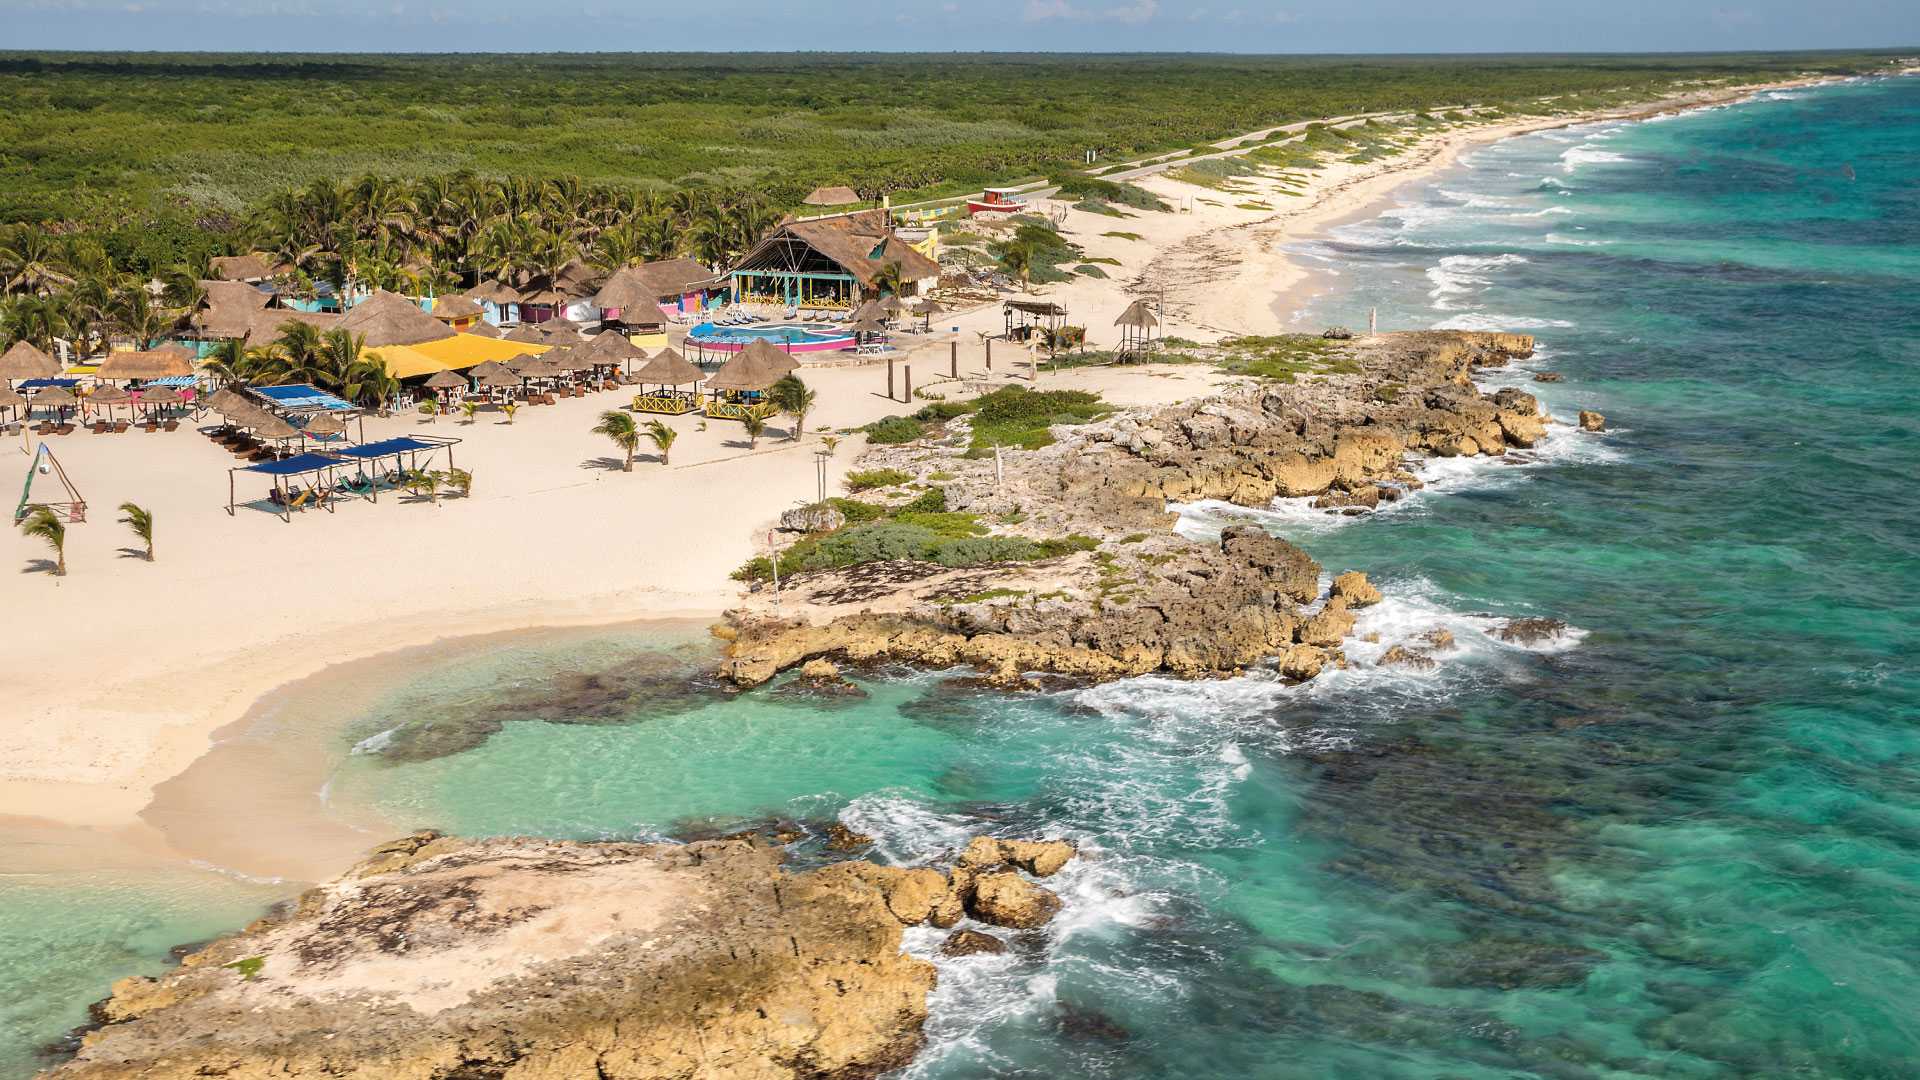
[21,378,80,389]
[144,375,198,388]
[333,437,441,460]
[251,384,354,411]
[242,453,340,476]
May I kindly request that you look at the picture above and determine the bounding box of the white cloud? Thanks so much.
[1023,0,1158,24]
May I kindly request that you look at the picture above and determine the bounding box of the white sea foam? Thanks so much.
[1544,231,1611,247]
[350,727,397,755]
[1560,146,1630,173]
[1431,311,1576,331]
[1425,253,1528,310]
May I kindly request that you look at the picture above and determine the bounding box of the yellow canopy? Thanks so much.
[367,334,550,378]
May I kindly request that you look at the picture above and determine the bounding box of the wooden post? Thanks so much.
[887,358,895,400]
[951,340,958,378]
[904,365,912,402]
[986,338,992,371]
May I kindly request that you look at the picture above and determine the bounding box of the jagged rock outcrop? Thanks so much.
[1578,410,1606,432]
[717,525,1349,687]
[725,330,1547,690]
[939,929,1009,957]
[48,831,1081,1080]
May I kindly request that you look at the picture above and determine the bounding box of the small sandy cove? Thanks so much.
[0,78,1805,872]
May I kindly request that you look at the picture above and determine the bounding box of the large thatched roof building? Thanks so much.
[727,210,939,309]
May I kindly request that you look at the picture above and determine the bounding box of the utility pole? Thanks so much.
[1369,307,1377,335]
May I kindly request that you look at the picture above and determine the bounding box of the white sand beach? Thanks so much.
[0,76,1811,871]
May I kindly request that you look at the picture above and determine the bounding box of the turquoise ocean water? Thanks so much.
[5,76,1917,1077]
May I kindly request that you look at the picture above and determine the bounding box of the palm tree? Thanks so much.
[643,419,677,465]
[460,400,479,424]
[444,467,474,498]
[741,411,766,450]
[111,288,170,351]
[501,401,519,425]
[404,468,443,506]
[593,410,640,471]
[117,502,154,562]
[0,228,75,296]
[19,507,66,576]
[871,261,907,300]
[998,238,1037,291]
[419,399,440,423]
[768,374,816,441]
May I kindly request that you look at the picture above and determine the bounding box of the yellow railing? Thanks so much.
[632,392,697,416]
[704,399,777,422]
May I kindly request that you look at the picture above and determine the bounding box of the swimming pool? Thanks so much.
[685,321,855,353]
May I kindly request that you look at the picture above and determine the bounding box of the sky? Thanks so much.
[2,0,1915,53]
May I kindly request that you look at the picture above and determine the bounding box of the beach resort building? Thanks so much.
[727,210,940,310]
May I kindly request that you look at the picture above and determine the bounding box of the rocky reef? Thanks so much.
[46,831,1076,1080]
[720,330,1546,689]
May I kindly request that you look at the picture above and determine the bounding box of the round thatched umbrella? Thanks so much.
[877,294,907,316]
[0,341,59,383]
[468,361,521,390]
[86,384,129,422]
[32,385,77,422]
[913,298,945,332]
[464,320,502,339]
[424,369,467,391]
[302,412,348,438]
[707,339,799,398]
[0,384,26,421]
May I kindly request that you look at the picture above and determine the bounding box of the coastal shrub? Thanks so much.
[965,386,1111,454]
[825,497,888,524]
[1075,264,1110,278]
[844,468,911,492]
[914,400,973,423]
[1102,231,1145,241]
[862,416,925,444]
[929,536,1043,567]
[1052,172,1170,212]
[1216,335,1359,382]
[898,487,949,513]
[893,510,986,538]
[1035,534,1101,557]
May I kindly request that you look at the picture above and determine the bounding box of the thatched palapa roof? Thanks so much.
[210,253,277,282]
[502,323,552,344]
[96,347,195,381]
[301,412,348,436]
[33,386,77,406]
[466,279,522,304]
[431,294,485,321]
[735,210,940,289]
[0,341,59,380]
[139,386,185,405]
[340,290,456,347]
[706,339,799,392]
[244,309,340,349]
[1115,299,1160,329]
[592,259,715,310]
[467,360,520,387]
[423,369,468,389]
[86,385,131,404]
[463,320,501,339]
[577,330,644,367]
[632,347,703,386]
[804,186,861,207]
[0,386,24,408]
[190,280,273,338]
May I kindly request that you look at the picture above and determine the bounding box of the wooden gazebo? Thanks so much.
[703,340,796,422]
[631,348,705,415]
[1114,299,1160,362]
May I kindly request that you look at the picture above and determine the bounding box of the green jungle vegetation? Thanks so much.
[0,51,1902,360]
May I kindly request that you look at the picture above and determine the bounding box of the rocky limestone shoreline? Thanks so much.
[720,330,1552,689]
[45,831,1077,1080]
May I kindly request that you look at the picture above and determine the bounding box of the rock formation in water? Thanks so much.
[721,331,1544,689]
[47,830,1076,1080]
